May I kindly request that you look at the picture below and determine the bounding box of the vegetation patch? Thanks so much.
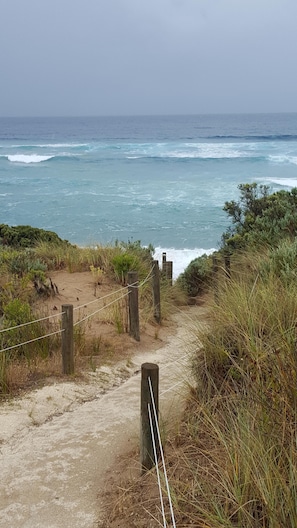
[102,182,297,527]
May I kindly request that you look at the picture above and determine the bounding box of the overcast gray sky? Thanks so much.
[1,0,297,116]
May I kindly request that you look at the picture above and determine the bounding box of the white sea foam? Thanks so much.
[154,247,216,279]
[265,178,297,188]
[7,143,87,149]
[268,155,297,165]
[165,145,243,159]
[127,142,253,160]
[7,154,55,164]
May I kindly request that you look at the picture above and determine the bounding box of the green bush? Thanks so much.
[1,299,34,356]
[177,254,213,297]
[0,224,69,248]
[112,253,138,284]
[259,239,297,286]
[222,183,297,251]
[111,240,153,285]
[8,250,47,277]
[0,298,51,361]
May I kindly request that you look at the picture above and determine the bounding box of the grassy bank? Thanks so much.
[170,244,297,527]
[103,243,297,527]
[102,184,297,527]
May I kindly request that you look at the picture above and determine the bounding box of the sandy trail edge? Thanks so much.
[0,306,204,528]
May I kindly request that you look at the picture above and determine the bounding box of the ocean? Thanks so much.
[1,113,297,277]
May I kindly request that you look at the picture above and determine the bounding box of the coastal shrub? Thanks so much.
[0,298,56,364]
[1,299,36,354]
[115,240,155,261]
[222,183,297,250]
[112,253,138,284]
[259,238,297,286]
[111,240,153,284]
[0,224,68,248]
[0,274,32,316]
[9,250,47,277]
[177,253,213,297]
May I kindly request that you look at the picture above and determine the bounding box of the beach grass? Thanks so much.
[101,242,297,527]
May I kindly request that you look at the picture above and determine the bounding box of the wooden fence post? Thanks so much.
[165,261,173,285]
[152,260,161,324]
[141,362,159,474]
[62,304,74,375]
[128,271,140,341]
[162,252,167,272]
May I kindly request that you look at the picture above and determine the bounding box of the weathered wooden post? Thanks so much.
[141,362,159,473]
[128,271,140,341]
[61,304,74,375]
[165,261,173,285]
[152,260,161,324]
[162,252,167,272]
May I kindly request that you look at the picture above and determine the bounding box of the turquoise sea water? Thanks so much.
[1,114,297,275]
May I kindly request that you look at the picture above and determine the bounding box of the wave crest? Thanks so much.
[6,154,55,164]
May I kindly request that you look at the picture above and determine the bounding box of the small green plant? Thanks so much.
[73,323,87,355]
[177,253,213,297]
[112,253,137,284]
[112,303,124,334]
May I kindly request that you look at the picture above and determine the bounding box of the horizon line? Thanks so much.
[1,111,297,119]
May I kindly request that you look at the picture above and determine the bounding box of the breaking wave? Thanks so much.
[5,154,55,164]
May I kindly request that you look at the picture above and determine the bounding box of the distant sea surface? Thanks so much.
[1,114,297,276]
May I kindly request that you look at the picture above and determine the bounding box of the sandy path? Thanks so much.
[0,307,203,528]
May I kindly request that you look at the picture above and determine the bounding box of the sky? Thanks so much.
[1,0,297,116]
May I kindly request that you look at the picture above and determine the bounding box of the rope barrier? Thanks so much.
[160,379,184,397]
[0,311,65,334]
[73,291,129,327]
[138,266,154,289]
[148,402,167,528]
[0,328,64,354]
[73,286,127,311]
[159,352,190,371]
[148,376,177,528]
[126,280,138,289]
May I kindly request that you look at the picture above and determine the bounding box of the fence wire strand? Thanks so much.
[0,311,65,334]
[138,266,154,289]
[73,291,129,326]
[73,286,127,311]
[160,379,184,397]
[148,376,177,528]
[148,402,167,528]
[0,328,64,354]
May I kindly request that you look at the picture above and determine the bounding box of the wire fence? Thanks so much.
[0,310,65,334]
[148,375,177,528]
[73,291,130,327]
[0,311,65,354]
[0,265,156,355]
[0,288,128,354]
[0,328,65,354]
